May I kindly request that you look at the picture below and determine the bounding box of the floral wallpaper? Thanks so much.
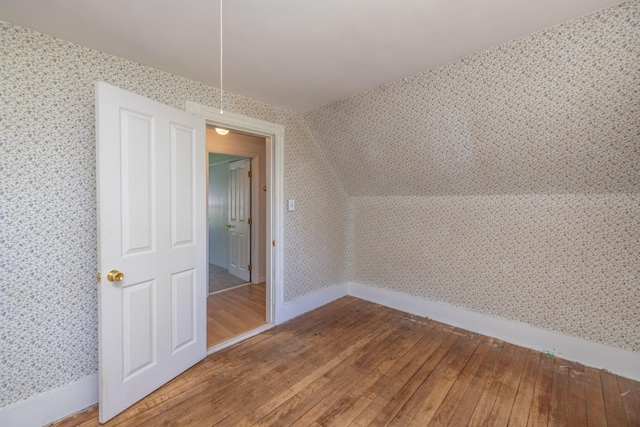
[305,1,639,197]
[0,22,347,407]
[348,194,640,351]
[306,0,640,352]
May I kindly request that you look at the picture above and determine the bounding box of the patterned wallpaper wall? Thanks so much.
[308,1,640,352]
[348,195,640,351]
[0,22,347,407]
[305,1,639,197]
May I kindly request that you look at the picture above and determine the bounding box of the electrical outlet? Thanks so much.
[287,199,295,211]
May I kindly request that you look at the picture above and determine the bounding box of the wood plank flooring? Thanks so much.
[207,282,266,348]
[51,297,640,426]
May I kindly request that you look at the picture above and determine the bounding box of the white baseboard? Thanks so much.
[0,283,348,426]
[7,281,637,426]
[276,282,348,324]
[347,282,640,381]
[0,375,98,427]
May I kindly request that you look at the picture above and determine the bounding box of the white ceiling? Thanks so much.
[0,0,623,112]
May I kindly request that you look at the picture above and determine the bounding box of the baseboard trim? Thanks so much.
[0,374,98,427]
[347,282,640,381]
[276,282,348,324]
[0,283,349,426]
[7,281,637,426]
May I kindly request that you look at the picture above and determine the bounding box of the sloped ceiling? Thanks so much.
[0,0,636,196]
[304,1,640,196]
[0,0,625,112]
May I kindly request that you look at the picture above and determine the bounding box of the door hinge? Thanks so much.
[248,217,252,225]
[248,264,252,271]
[272,240,275,247]
[248,170,252,178]
[97,272,101,283]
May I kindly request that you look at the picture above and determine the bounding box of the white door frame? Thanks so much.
[187,101,284,340]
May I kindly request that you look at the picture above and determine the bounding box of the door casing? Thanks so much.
[187,101,285,347]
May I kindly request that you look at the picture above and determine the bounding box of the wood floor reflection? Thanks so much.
[207,282,266,348]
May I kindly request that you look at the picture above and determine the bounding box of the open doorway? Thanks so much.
[187,100,284,352]
[206,127,267,349]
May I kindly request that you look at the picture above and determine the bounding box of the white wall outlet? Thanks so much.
[287,199,295,211]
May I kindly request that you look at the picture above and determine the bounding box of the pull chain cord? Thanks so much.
[220,0,224,114]
[214,0,230,135]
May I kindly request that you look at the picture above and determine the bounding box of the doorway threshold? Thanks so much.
[207,323,274,355]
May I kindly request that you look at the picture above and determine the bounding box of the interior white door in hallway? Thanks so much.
[227,159,251,282]
[96,82,206,422]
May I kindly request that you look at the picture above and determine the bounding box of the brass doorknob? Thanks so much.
[107,270,124,282]
[225,224,232,229]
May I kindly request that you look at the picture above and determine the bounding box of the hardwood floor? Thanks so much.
[207,282,267,348]
[52,297,640,426]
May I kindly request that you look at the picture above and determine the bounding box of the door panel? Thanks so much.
[122,280,156,379]
[171,269,196,352]
[121,109,154,254]
[96,82,206,423]
[171,124,196,247]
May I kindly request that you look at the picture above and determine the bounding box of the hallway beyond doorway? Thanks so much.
[209,263,247,294]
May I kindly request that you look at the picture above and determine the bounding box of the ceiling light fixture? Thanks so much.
[215,128,229,135]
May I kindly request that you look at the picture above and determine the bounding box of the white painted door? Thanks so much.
[227,159,251,282]
[96,82,206,423]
